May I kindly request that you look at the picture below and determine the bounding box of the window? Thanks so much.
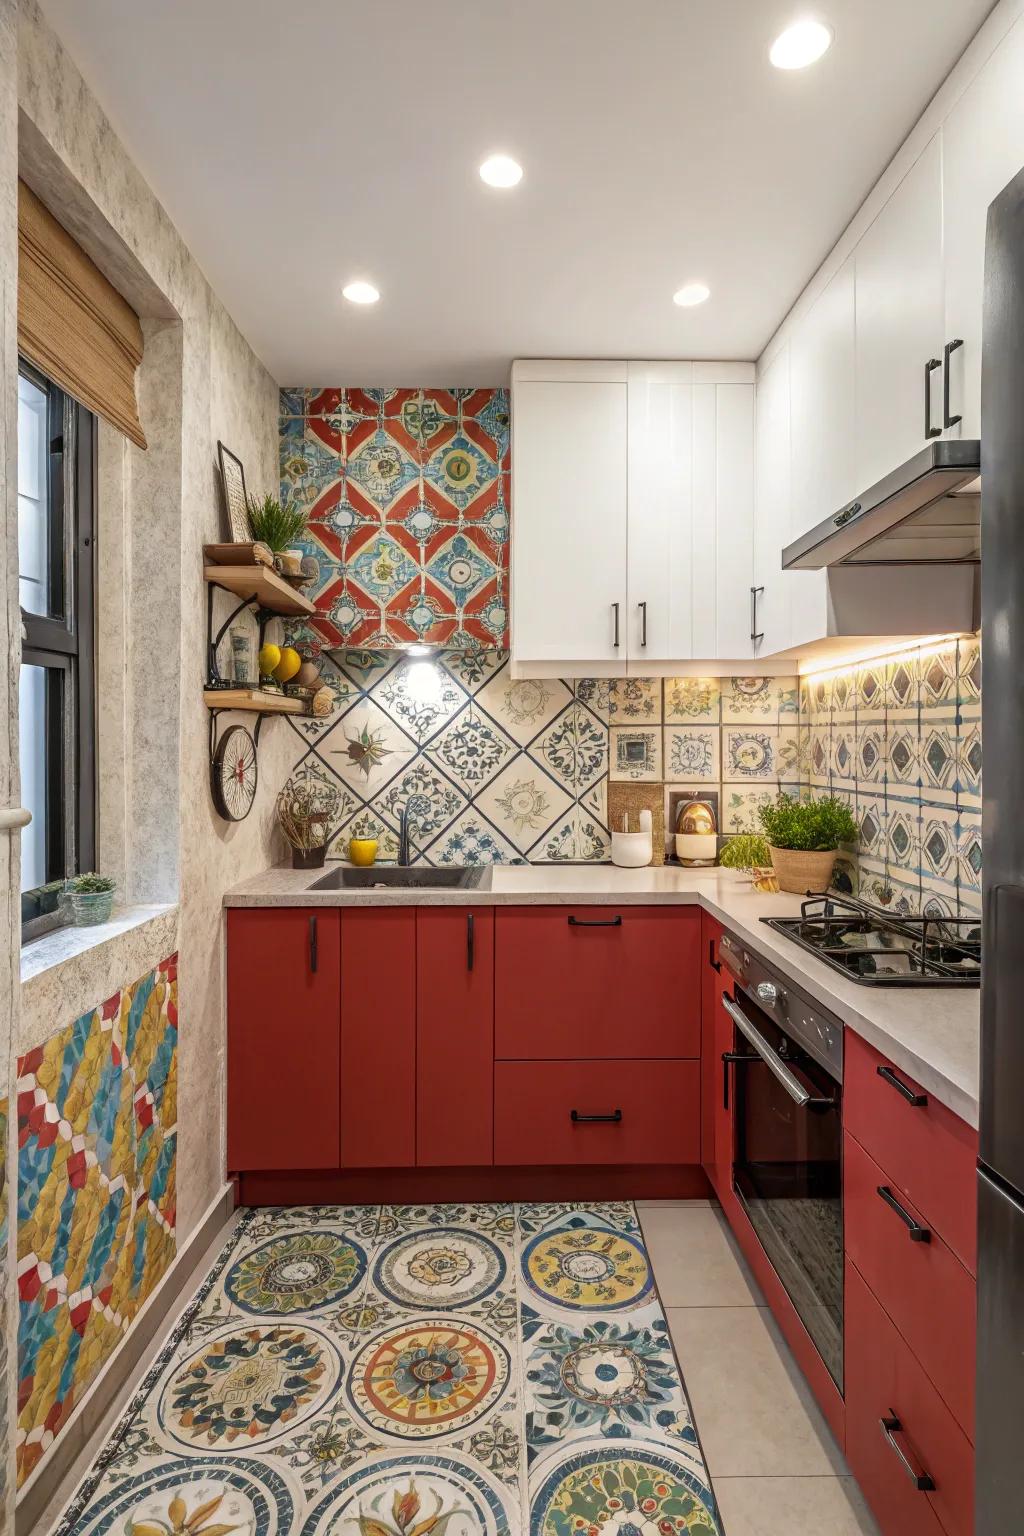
[18,360,96,941]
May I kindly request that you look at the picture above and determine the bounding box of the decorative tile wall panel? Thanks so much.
[16,956,178,1485]
[281,388,509,650]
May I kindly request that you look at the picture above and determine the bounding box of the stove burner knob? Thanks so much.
[755,982,781,1006]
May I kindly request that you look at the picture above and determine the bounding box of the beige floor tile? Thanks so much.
[635,1198,713,1209]
[641,1205,760,1306]
[667,1306,846,1476]
[712,1475,880,1535]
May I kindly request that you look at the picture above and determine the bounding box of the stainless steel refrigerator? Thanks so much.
[978,162,1024,1534]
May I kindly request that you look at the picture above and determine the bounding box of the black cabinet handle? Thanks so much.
[877,1185,931,1243]
[568,915,623,928]
[709,938,721,974]
[638,600,648,647]
[612,601,620,648]
[309,915,318,974]
[467,911,475,972]
[925,358,942,438]
[876,1063,927,1107]
[722,1051,753,1110]
[943,338,963,428]
[750,585,764,645]
[879,1415,936,1492]
[571,1108,622,1124]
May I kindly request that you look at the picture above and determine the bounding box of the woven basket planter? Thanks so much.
[768,845,837,895]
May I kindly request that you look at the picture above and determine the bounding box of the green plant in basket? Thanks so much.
[67,872,116,927]
[719,834,771,871]
[70,872,116,893]
[246,493,308,552]
[758,795,857,850]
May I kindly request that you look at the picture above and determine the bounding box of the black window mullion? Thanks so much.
[75,409,97,874]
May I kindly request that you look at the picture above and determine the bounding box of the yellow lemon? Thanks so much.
[258,642,281,678]
[273,646,301,684]
[349,838,378,867]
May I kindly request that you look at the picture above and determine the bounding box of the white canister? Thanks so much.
[612,809,653,868]
[675,830,718,866]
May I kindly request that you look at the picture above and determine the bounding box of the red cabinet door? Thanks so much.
[227,908,340,1170]
[712,989,740,1220]
[340,908,416,1168]
[417,907,494,1167]
[844,1130,975,1439]
[494,907,701,1059]
[845,1259,974,1536]
[701,914,724,1172]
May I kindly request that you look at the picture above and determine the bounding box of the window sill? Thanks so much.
[20,902,178,985]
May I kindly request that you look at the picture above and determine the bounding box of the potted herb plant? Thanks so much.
[758,794,858,895]
[247,493,308,556]
[68,873,116,926]
[718,833,771,872]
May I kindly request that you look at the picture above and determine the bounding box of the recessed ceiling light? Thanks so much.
[342,280,380,304]
[673,282,710,308]
[769,18,833,69]
[479,154,523,189]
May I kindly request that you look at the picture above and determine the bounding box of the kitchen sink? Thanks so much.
[310,866,491,890]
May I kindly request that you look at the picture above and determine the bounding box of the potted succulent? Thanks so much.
[67,872,116,926]
[758,794,858,895]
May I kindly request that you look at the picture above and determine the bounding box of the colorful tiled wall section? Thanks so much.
[800,635,981,919]
[281,388,509,650]
[282,652,801,865]
[16,955,178,1486]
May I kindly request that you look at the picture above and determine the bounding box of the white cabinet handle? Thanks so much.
[0,807,31,831]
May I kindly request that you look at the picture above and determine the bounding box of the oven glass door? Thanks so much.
[730,986,843,1390]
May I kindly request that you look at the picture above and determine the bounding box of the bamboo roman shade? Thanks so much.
[17,180,147,448]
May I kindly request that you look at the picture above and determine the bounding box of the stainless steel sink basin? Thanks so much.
[310,866,491,890]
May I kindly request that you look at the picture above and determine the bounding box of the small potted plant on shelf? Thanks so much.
[247,493,308,574]
[757,794,858,895]
[277,780,343,869]
[67,872,116,926]
[718,833,780,891]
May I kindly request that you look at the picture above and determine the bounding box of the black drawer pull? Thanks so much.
[568,915,623,928]
[879,1414,936,1491]
[925,357,942,438]
[309,915,318,974]
[467,911,475,971]
[877,1185,931,1243]
[571,1109,622,1124]
[876,1063,927,1107]
[944,337,963,429]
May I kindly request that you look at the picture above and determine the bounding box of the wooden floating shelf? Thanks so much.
[203,541,274,568]
[203,688,307,715]
[203,563,316,617]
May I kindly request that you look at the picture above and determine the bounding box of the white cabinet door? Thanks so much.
[753,344,792,656]
[789,254,856,539]
[855,133,944,491]
[511,365,627,665]
[943,15,1024,441]
[711,383,755,660]
[626,363,694,661]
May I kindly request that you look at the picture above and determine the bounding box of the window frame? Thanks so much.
[19,357,97,943]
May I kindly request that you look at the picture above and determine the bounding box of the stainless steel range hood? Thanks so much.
[781,440,981,569]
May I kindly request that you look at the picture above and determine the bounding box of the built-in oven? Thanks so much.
[719,932,844,1391]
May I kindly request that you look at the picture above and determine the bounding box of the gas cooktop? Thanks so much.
[762,893,981,987]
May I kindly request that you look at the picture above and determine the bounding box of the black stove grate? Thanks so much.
[761,892,981,986]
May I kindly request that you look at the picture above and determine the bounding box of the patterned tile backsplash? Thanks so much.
[800,634,981,919]
[282,655,801,867]
[281,388,509,650]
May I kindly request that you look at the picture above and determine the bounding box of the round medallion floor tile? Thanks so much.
[520,1223,653,1311]
[346,1317,511,1441]
[529,1441,719,1535]
[301,1452,515,1535]
[71,1458,298,1536]
[225,1229,367,1314]
[372,1226,507,1310]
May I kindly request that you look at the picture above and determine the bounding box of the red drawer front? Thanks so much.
[495,907,700,1060]
[844,1131,975,1440]
[845,1031,977,1273]
[494,1060,700,1165]
[845,1259,974,1536]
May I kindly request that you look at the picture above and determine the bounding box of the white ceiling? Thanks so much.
[39,0,994,386]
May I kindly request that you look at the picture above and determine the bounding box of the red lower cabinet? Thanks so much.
[494,1059,700,1165]
[700,914,724,1171]
[417,908,494,1167]
[340,908,416,1168]
[845,1259,974,1536]
[227,908,340,1171]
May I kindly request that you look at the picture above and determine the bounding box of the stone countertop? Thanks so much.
[224,864,981,1127]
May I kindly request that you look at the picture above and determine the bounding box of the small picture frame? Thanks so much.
[218,441,250,543]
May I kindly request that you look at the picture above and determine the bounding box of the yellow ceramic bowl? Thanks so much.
[348,838,378,867]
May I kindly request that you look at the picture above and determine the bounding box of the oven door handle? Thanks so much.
[721,993,834,1110]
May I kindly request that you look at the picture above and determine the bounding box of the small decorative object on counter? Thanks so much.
[348,837,378,867]
[67,872,116,926]
[246,492,308,554]
[277,779,343,869]
[228,626,253,685]
[758,793,858,894]
[611,808,653,867]
[675,799,718,866]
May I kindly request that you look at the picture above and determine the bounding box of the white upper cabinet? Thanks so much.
[626,363,694,661]
[511,361,627,667]
[789,255,856,539]
[942,15,1024,441]
[854,133,945,491]
[753,343,794,656]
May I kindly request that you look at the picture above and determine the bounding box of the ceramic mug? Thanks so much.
[348,837,378,867]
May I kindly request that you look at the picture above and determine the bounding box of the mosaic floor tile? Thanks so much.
[56,1202,721,1536]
